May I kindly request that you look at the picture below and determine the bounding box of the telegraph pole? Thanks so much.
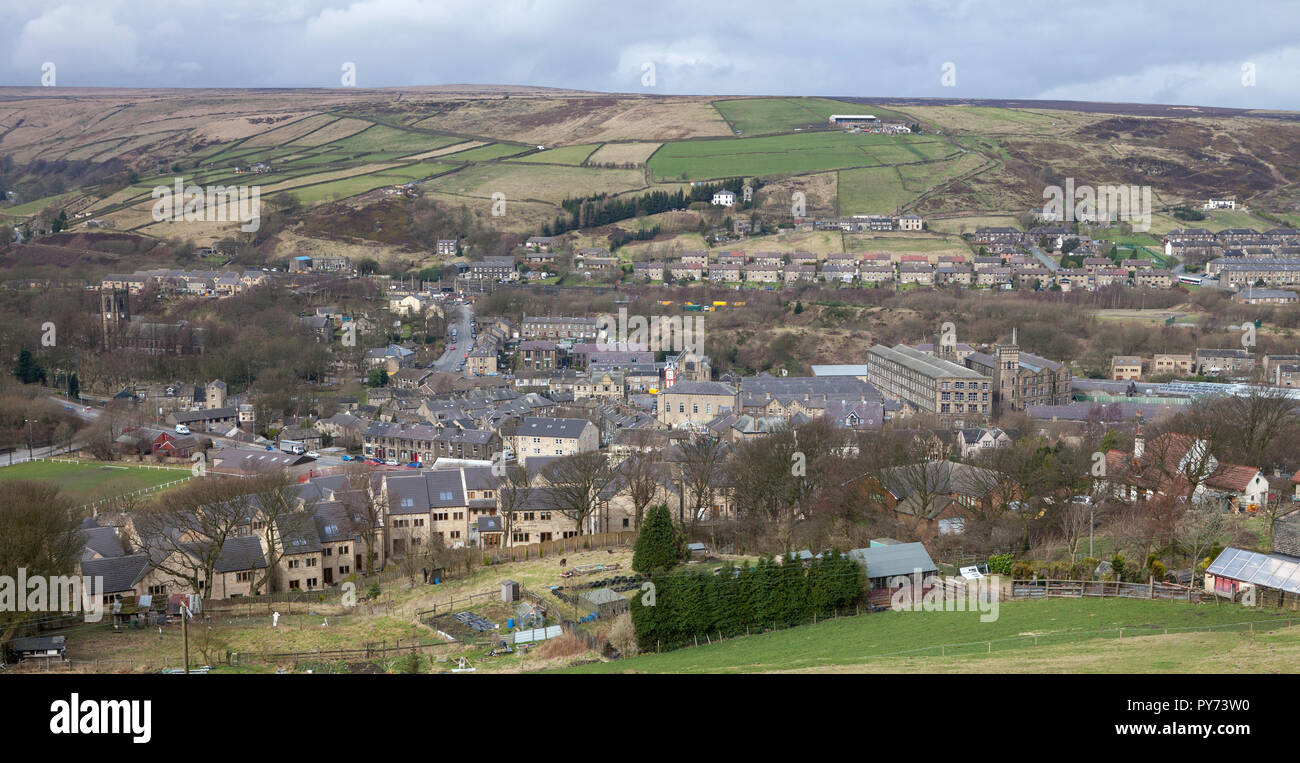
[181,604,190,674]
[24,418,37,461]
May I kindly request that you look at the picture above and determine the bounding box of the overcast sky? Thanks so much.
[3,0,1298,109]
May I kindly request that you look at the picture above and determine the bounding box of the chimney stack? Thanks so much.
[1133,425,1145,460]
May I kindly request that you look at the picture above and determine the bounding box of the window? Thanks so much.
[288,559,301,569]
[439,491,454,501]
[289,580,301,590]
[306,558,318,567]
[148,584,167,596]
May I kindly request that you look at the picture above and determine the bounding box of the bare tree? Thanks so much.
[622,450,666,531]
[345,467,384,575]
[496,461,530,544]
[243,472,315,594]
[678,435,727,531]
[0,481,85,643]
[1176,506,1228,587]
[1219,388,1296,469]
[539,451,617,536]
[131,477,259,603]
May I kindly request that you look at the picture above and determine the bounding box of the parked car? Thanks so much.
[407,462,421,469]
[306,451,321,459]
[175,424,191,435]
[384,458,398,466]
[340,455,354,461]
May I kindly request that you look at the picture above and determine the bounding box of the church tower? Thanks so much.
[101,290,129,350]
[993,327,1021,409]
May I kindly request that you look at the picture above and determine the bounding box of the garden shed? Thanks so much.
[578,587,629,617]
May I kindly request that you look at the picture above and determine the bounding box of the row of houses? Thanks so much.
[101,268,271,297]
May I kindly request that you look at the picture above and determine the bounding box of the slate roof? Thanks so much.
[848,543,938,579]
[82,554,151,595]
[517,417,592,439]
[212,536,268,573]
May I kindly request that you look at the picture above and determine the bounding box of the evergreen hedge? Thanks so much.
[630,551,863,651]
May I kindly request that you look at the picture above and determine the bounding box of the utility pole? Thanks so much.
[181,604,190,675]
[24,418,37,461]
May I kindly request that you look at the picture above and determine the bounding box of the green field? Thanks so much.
[507,144,601,165]
[0,460,190,505]
[443,143,533,162]
[328,124,458,155]
[559,598,1295,673]
[713,97,914,136]
[648,132,953,181]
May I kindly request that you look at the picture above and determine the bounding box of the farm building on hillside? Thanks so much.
[848,542,937,587]
[828,114,879,126]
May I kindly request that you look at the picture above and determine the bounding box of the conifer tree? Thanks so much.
[632,503,678,575]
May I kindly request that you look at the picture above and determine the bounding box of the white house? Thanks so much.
[711,190,737,207]
[389,295,429,317]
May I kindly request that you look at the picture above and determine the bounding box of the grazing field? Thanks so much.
[713,97,915,136]
[586,141,661,166]
[328,124,460,155]
[648,132,954,181]
[441,143,533,162]
[557,598,1297,674]
[424,163,647,204]
[844,232,969,254]
[0,460,189,506]
[839,153,988,214]
[242,114,336,147]
[287,117,372,147]
[508,144,601,165]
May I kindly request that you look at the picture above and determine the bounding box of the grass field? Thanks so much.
[508,144,600,165]
[0,460,189,505]
[442,143,533,162]
[838,152,990,215]
[712,97,915,136]
[648,132,954,181]
[557,598,1298,674]
[424,163,647,204]
[900,105,1099,135]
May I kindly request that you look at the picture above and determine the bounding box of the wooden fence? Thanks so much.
[1010,578,1215,602]
[481,530,636,564]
